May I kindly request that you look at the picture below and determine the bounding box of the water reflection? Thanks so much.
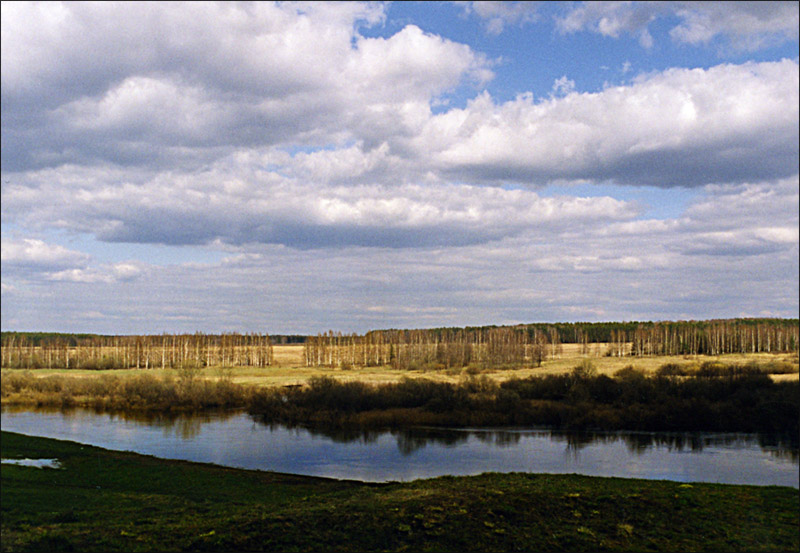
[548,430,800,463]
[2,405,243,441]
[4,404,797,461]
[2,406,797,486]
[393,428,469,455]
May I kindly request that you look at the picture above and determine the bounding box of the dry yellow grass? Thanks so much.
[4,343,796,389]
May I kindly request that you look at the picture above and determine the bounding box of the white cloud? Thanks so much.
[3,182,797,333]
[3,57,795,252]
[47,268,111,284]
[0,236,147,285]
[288,142,398,184]
[556,1,799,51]
[2,2,491,171]
[46,262,144,284]
[1,163,638,248]
[413,60,798,186]
[457,1,541,35]
[556,1,665,46]
[59,76,230,141]
[683,176,800,229]
[670,1,800,50]
[0,237,90,270]
[550,75,576,97]
[599,177,799,259]
[1,2,796,333]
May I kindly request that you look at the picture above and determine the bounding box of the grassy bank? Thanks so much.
[0,369,249,411]
[2,361,798,436]
[2,431,797,552]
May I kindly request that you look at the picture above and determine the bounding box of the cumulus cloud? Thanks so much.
[414,60,798,186]
[1,2,797,333]
[675,176,800,256]
[456,1,541,34]
[2,55,795,250]
[1,163,638,248]
[550,75,576,97]
[47,262,144,284]
[556,1,663,48]
[3,175,797,332]
[598,176,799,260]
[669,1,800,50]
[556,1,799,51]
[0,235,145,285]
[3,3,794,190]
[683,176,800,226]
[0,238,90,271]
[1,2,491,171]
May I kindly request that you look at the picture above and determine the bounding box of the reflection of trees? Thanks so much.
[2,404,65,415]
[3,405,244,440]
[103,409,239,440]
[473,431,523,448]
[307,426,381,445]
[547,428,800,460]
[393,429,469,455]
[766,448,799,462]
[250,419,386,445]
[758,434,800,462]
[260,423,472,455]
[7,406,798,465]
[247,418,799,465]
[563,431,605,452]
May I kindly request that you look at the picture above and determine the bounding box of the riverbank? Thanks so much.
[2,431,797,552]
[2,362,798,436]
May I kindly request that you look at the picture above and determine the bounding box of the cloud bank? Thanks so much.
[1,1,797,333]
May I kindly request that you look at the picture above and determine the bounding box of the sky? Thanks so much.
[1,1,798,335]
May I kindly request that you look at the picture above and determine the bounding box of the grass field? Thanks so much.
[2,348,798,551]
[2,431,797,552]
[4,344,796,435]
[3,344,797,390]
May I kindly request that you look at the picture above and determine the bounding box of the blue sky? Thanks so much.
[1,1,798,334]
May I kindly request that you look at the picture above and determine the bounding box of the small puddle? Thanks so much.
[1,458,62,469]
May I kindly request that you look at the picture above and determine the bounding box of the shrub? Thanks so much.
[656,363,686,377]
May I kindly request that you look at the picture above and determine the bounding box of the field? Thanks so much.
[3,343,798,389]
[2,431,797,552]
[3,343,797,435]
[2,342,798,552]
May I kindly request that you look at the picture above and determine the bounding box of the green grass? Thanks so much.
[2,431,797,552]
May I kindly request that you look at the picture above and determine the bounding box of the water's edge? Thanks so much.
[1,407,797,487]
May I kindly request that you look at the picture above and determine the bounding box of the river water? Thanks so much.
[1,407,797,487]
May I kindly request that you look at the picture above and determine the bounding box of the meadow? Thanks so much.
[2,344,797,435]
[2,338,798,552]
[2,431,797,552]
[3,342,798,388]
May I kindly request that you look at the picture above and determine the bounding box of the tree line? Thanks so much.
[2,318,797,370]
[304,318,798,369]
[1,332,273,370]
[303,327,560,369]
[421,319,799,351]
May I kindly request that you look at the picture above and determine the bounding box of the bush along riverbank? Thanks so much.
[2,362,798,436]
[248,364,799,437]
[2,431,798,552]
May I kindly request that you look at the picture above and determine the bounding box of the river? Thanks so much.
[1,407,797,487]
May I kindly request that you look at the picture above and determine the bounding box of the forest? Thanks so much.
[0,332,274,370]
[304,318,799,369]
[1,318,797,370]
